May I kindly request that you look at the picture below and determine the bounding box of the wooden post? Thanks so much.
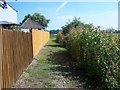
[0,29,3,90]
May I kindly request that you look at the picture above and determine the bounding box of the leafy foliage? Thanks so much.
[66,28,120,89]
[21,14,31,24]
[50,29,61,34]
[56,32,64,44]
[56,17,120,89]
[21,13,50,29]
[62,17,84,35]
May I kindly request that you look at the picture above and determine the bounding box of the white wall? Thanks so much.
[0,1,17,23]
[21,29,30,32]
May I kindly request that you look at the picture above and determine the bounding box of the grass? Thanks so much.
[23,34,78,88]
[14,34,116,89]
[44,82,55,88]
[13,34,87,88]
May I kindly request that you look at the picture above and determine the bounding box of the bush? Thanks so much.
[66,28,120,89]
[56,32,65,45]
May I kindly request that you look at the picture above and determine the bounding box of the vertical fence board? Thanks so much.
[32,29,50,57]
[0,29,49,89]
[1,30,33,89]
[0,29,3,90]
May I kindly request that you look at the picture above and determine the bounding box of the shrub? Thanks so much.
[66,28,120,89]
[56,32,64,44]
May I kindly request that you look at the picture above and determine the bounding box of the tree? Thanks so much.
[21,13,50,29]
[21,14,31,24]
[50,29,61,34]
[62,17,84,35]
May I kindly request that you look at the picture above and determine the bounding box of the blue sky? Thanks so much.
[9,2,118,30]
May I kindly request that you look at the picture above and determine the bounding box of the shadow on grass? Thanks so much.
[46,43,106,89]
[47,40,65,48]
[47,44,63,48]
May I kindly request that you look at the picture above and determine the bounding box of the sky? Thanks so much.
[9,2,118,30]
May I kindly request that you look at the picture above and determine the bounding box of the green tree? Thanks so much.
[61,17,96,35]
[21,14,31,24]
[21,13,50,29]
[62,17,84,35]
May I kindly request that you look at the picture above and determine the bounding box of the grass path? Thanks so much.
[13,37,84,89]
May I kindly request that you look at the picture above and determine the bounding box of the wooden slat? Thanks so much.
[32,29,50,57]
[0,30,33,89]
[0,29,49,89]
[0,29,3,90]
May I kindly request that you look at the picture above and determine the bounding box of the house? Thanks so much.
[0,21,18,29]
[20,18,43,32]
[0,0,18,29]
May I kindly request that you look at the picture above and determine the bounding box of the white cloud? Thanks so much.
[102,10,117,15]
[99,10,117,16]
[85,10,117,18]
[56,1,68,12]
[82,10,118,30]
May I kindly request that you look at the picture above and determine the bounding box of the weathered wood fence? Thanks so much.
[0,29,50,89]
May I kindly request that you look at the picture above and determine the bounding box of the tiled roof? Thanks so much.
[20,18,43,29]
[0,21,18,25]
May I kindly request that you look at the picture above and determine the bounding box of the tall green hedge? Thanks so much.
[66,28,120,89]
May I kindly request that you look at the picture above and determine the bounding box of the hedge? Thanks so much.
[66,28,120,89]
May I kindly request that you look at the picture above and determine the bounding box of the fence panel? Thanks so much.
[32,29,50,57]
[0,30,33,89]
[0,29,50,89]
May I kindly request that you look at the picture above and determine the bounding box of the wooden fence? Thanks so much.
[0,29,50,89]
[32,29,50,57]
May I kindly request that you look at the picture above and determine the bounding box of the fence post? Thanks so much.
[0,29,3,90]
